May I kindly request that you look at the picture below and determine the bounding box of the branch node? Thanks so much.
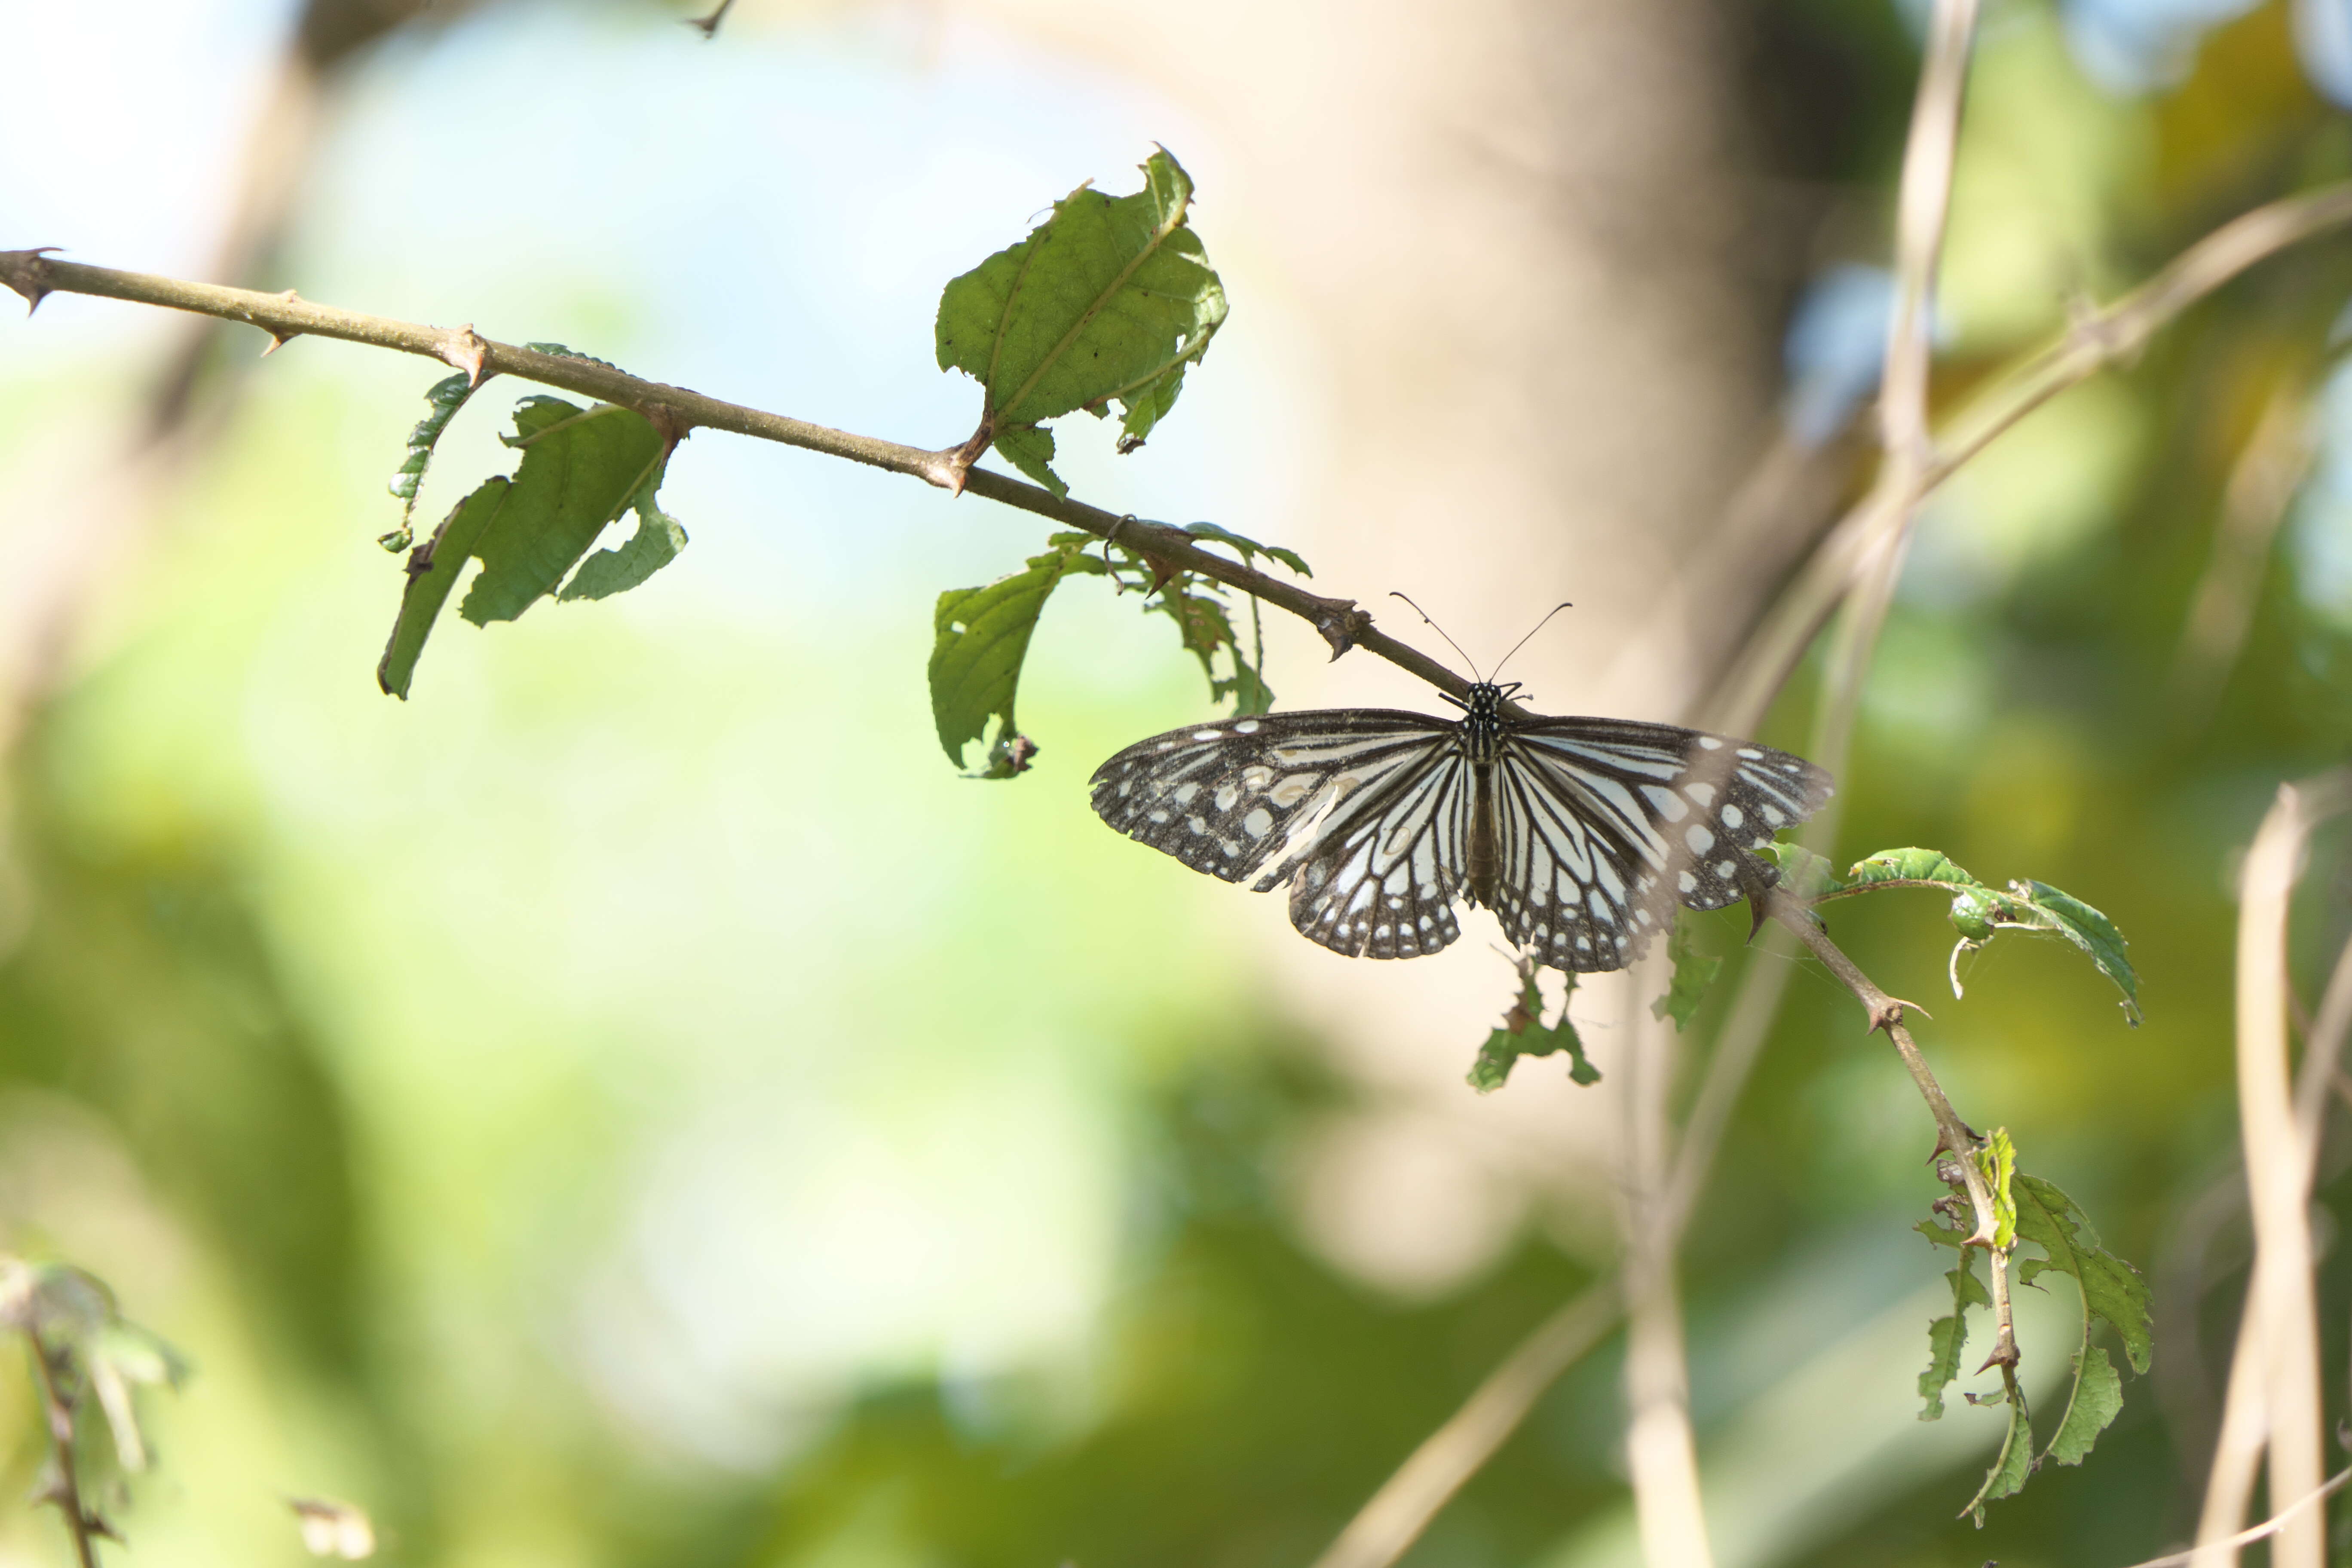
[438,325,492,388]
[0,247,60,315]
[1315,602,1368,660]
[1869,994,1932,1032]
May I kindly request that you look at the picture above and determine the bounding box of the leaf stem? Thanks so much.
[25,1328,102,1568]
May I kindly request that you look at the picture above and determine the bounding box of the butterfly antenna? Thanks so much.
[1491,601,1575,681]
[1388,592,1483,680]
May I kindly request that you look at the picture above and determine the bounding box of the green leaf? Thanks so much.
[929,543,1089,774]
[2012,1173,2152,1374]
[385,371,479,549]
[936,148,1227,457]
[1470,966,1599,1091]
[2043,1345,2124,1467]
[992,425,1066,498]
[1919,1255,1992,1420]
[1758,841,1841,900]
[2015,879,2141,1025]
[377,480,509,699]
[457,398,673,626]
[1961,1393,2035,1526]
[1649,915,1722,1032]
[558,494,688,602]
[524,340,628,373]
[1183,521,1313,579]
[375,397,679,698]
[1817,847,2141,1024]
[1978,1128,2018,1250]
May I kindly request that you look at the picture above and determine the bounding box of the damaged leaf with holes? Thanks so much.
[1649,914,1721,1031]
[1470,965,1598,1091]
[936,148,1227,492]
[377,396,683,699]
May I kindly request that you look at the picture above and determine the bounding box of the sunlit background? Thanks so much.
[2,1,2351,1565]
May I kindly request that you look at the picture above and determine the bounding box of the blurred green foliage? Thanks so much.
[3,2,2352,1567]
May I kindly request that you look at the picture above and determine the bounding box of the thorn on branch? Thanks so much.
[437,325,492,389]
[1315,601,1368,660]
[687,0,737,37]
[1868,994,1932,1032]
[0,247,61,315]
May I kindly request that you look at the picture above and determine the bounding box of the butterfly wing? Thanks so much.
[1089,710,1472,958]
[1490,719,1835,972]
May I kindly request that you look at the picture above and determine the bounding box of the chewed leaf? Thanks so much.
[993,425,1065,498]
[377,480,508,699]
[385,372,478,548]
[1843,847,1991,891]
[937,148,1226,473]
[929,542,1090,775]
[1919,1254,1991,1420]
[1470,965,1599,1091]
[558,495,687,601]
[376,396,680,698]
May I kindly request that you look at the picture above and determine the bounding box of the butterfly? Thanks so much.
[1088,680,1834,972]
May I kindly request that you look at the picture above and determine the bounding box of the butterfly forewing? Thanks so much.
[1089,711,1459,898]
[1089,689,1835,972]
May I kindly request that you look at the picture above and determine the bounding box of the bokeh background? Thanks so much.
[2,0,2351,1564]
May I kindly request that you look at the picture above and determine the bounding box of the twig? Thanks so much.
[2136,1464,2352,1568]
[25,1329,103,1568]
[2192,771,2352,1568]
[0,252,1403,684]
[1304,1286,1618,1568]
[1617,971,1715,1568]
[1708,178,2352,739]
[2168,381,2315,729]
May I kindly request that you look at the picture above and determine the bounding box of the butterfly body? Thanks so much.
[1089,683,1833,972]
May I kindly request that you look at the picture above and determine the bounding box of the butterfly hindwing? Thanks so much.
[1493,719,1836,971]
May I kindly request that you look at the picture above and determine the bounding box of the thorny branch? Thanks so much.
[0,251,1431,693]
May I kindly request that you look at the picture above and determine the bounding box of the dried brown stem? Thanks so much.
[1708,178,2352,739]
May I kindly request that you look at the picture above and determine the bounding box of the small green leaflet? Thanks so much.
[1962,1400,2034,1526]
[1183,522,1313,579]
[929,540,1093,777]
[993,425,1065,499]
[935,148,1228,493]
[1470,963,1599,1091]
[377,396,680,699]
[1649,915,1721,1032]
[1978,1127,2018,1249]
[1917,1237,1990,1420]
[1787,845,2141,1024]
[384,372,478,550]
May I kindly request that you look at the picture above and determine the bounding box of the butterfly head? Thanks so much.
[1457,680,1520,762]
